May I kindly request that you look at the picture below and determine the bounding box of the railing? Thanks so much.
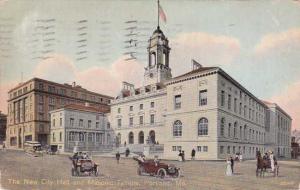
[149,144,164,153]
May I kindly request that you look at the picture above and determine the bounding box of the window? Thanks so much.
[221,91,225,106]
[129,117,133,126]
[240,126,242,139]
[69,132,75,141]
[203,146,208,152]
[79,133,84,142]
[244,105,247,117]
[70,118,74,127]
[117,119,121,128]
[107,122,110,129]
[52,133,56,142]
[129,106,133,111]
[228,123,231,137]
[96,122,99,128]
[173,120,182,137]
[172,146,182,151]
[220,118,225,137]
[139,104,143,110]
[228,94,231,110]
[39,83,44,90]
[174,95,181,109]
[199,90,207,106]
[239,102,242,115]
[150,114,155,124]
[52,119,55,127]
[59,132,62,142]
[198,118,208,136]
[88,133,93,142]
[118,108,121,113]
[139,116,143,125]
[197,146,202,152]
[233,146,236,154]
[220,146,224,154]
[88,120,91,128]
[79,119,83,127]
[234,98,237,112]
[234,122,237,138]
[227,146,231,154]
[96,133,101,142]
[150,102,155,108]
[60,118,62,126]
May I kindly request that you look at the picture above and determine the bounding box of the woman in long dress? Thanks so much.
[270,152,275,172]
[226,158,233,176]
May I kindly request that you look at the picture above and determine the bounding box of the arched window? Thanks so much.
[198,118,208,136]
[128,132,134,144]
[244,125,247,140]
[220,118,225,137]
[138,131,144,144]
[173,120,182,137]
[228,123,231,137]
[150,52,156,66]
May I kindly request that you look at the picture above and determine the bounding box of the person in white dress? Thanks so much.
[226,157,233,176]
[269,151,275,172]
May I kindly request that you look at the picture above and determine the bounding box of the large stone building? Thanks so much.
[263,101,292,158]
[0,111,7,144]
[109,26,292,160]
[6,78,113,148]
[49,103,112,153]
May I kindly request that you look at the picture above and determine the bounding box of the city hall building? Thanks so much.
[109,26,292,160]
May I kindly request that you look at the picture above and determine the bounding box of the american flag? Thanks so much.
[159,4,167,23]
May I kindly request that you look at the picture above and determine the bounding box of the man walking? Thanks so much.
[116,151,120,164]
[191,149,196,160]
[230,156,234,174]
[181,150,185,162]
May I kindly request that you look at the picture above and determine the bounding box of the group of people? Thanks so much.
[178,150,186,162]
[262,151,276,172]
[226,156,235,176]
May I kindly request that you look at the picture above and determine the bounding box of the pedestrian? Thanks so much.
[230,156,234,174]
[226,157,233,176]
[2,142,5,151]
[124,141,127,147]
[178,150,182,162]
[191,148,196,160]
[116,151,120,164]
[269,151,275,172]
[181,150,185,162]
[125,148,130,157]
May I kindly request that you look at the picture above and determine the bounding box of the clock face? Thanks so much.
[150,73,154,78]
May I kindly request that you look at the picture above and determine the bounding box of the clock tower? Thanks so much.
[144,26,172,86]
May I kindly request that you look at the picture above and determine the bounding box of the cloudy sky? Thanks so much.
[0,0,300,130]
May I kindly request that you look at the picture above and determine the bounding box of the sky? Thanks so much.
[0,0,299,130]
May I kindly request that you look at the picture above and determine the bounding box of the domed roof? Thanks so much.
[152,26,165,38]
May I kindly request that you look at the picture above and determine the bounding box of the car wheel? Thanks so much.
[173,169,181,178]
[137,166,144,175]
[95,166,99,177]
[157,168,167,179]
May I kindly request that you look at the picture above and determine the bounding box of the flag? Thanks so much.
[159,4,167,23]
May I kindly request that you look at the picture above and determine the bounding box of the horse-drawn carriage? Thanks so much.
[256,153,279,177]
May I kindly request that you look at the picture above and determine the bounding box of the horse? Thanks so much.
[256,152,279,177]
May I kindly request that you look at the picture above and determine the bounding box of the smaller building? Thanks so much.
[49,103,112,153]
[0,111,7,144]
[291,129,300,159]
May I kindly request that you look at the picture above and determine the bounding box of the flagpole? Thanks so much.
[158,0,160,28]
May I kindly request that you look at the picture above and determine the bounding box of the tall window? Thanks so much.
[60,118,62,126]
[96,122,99,128]
[117,119,122,128]
[129,117,133,126]
[173,120,182,137]
[234,122,237,138]
[79,119,83,127]
[150,114,155,124]
[220,118,225,137]
[244,105,247,117]
[228,123,231,137]
[198,118,208,136]
[199,90,207,106]
[228,94,231,110]
[221,91,225,107]
[52,133,56,142]
[129,106,133,111]
[244,125,247,140]
[234,98,237,112]
[240,126,242,139]
[52,119,55,127]
[239,103,242,115]
[150,102,155,108]
[88,120,91,128]
[59,132,62,142]
[79,133,84,142]
[139,116,143,125]
[118,108,121,113]
[70,118,74,127]
[139,104,143,110]
[174,95,181,109]
[88,133,93,142]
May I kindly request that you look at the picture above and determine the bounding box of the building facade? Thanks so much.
[0,111,7,144]
[264,101,292,158]
[6,78,113,148]
[50,104,113,153]
[110,26,292,160]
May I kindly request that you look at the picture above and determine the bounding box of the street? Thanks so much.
[0,150,299,190]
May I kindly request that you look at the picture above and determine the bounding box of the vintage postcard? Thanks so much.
[0,0,299,190]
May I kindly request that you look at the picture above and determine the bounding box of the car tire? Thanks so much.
[157,168,167,179]
[173,169,181,178]
[95,166,99,177]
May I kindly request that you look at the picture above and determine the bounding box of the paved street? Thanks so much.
[0,150,299,190]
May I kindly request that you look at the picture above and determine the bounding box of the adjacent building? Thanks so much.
[6,78,113,148]
[263,101,292,158]
[49,103,112,153]
[0,111,7,144]
[110,26,292,160]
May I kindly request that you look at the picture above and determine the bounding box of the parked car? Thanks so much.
[70,153,99,177]
[133,157,181,179]
[24,141,43,157]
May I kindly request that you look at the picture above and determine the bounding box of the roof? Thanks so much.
[171,67,218,80]
[261,100,292,120]
[62,104,109,113]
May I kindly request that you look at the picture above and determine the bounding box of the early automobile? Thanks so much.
[24,141,43,157]
[133,157,181,179]
[71,153,99,177]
